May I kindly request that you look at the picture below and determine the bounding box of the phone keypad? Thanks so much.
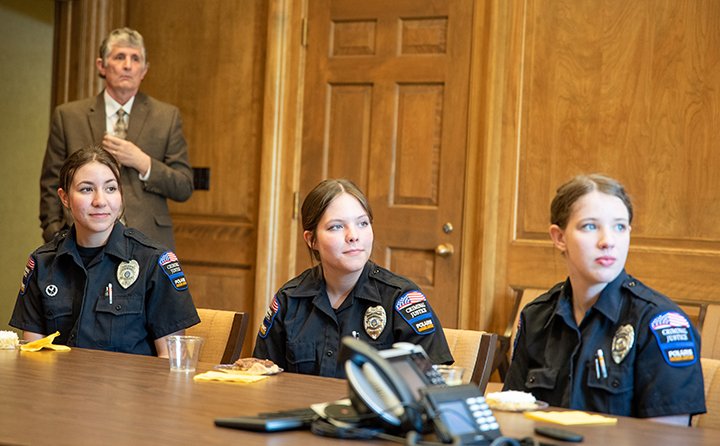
[464,396,499,432]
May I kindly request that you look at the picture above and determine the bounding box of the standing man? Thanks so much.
[40,27,193,250]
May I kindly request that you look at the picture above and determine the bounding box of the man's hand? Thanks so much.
[103,135,151,176]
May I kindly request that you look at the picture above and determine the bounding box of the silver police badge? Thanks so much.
[117,259,140,289]
[612,324,635,364]
[364,305,387,340]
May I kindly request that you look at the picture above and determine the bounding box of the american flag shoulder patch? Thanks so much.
[20,255,35,295]
[158,251,188,291]
[259,295,280,338]
[395,290,435,335]
[650,311,697,367]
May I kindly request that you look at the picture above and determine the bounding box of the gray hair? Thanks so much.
[98,28,147,78]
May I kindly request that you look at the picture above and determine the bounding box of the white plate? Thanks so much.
[214,364,283,375]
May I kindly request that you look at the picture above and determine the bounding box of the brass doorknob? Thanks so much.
[435,243,454,257]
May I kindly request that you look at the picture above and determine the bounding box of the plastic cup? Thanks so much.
[166,336,204,372]
[434,365,465,386]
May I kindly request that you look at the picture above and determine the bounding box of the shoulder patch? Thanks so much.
[650,311,697,367]
[259,295,280,338]
[395,290,435,335]
[158,251,188,291]
[511,313,522,360]
[20,255,35,295]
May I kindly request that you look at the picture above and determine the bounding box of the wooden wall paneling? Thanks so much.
[125,0,268,320]
[53,0,127,108]
[495,0,720,341]
[253,0,307,344]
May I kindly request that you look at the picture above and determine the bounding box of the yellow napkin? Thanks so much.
[525,410,617,425]
[193,371,269,384]
[20,331,71,352]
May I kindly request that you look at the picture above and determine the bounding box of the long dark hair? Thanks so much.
[59,145,125,220]
[301,179,373,262]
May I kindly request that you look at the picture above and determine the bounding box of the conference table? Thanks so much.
[1,347,715,445]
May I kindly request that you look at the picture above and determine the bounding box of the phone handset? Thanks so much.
[339,337,423,433]
[361,362,404,420]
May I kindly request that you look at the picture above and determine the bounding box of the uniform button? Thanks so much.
[327,350,333,357]
[46,310,53,316]
[115,305,122,310]
[612,380,619,387]
[628,281,636,287]
[529,376,535,383]
[70,334,75,339]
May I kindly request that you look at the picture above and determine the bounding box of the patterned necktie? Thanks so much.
[113,108,127,139]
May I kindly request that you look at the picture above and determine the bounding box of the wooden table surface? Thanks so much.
[1,347,715,445]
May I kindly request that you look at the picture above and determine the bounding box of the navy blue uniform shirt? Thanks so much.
[253,261,454,378]
[503,270,706,418]
[10,223,200,355]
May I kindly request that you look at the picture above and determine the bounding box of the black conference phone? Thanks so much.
[339,337,502,445]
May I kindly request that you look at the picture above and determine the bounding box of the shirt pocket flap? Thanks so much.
[42,299,73,320]
[286,341,315,364]
[585,364,633,394]
[526,367,557,390]
[95,294,143,316]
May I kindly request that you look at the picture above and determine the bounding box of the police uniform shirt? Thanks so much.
[10,222,200,355]
[253,261,454,378]
[503,270,706,418]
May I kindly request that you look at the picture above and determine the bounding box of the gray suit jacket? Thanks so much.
[40,92,193,250]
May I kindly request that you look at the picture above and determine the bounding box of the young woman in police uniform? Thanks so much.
[503,174,706,425]
[253,179,453,378]
[10,145,199,357]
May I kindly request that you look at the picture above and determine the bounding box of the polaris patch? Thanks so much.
[158,251,188,291]
[395,290,435,335]
[259,295,280,338]
[20,255,35,295]
[650,311,697,367]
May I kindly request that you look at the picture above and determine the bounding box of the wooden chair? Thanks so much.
[701,304,720,361]
[692,357,720,429]
[492,288,546,381]
[443,328,498,393]
[186,309,250,364]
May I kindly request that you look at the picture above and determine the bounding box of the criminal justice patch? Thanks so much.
[20,255,35,295]
[395,290,435,335]
[650,311,697,367]
[158,251,188,291]
[259,295,280,338]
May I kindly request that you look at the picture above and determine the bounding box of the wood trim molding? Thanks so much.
[52,0,127,109]
[253,0,307,346]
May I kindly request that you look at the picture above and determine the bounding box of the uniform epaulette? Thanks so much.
[36,230,69,254]
[124,227,165,250]
[368,263,412,289]
[621,276,664,304]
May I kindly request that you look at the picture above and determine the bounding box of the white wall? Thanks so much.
[0,0,54,332]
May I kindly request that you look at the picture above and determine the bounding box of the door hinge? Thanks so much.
[301,17,308,47]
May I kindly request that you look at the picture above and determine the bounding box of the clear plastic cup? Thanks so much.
[434,365,465,386]
[166,336,204,372]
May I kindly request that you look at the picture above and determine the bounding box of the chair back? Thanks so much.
[186,309,250,364]
[702,304,720,360]
[692,357,720,429]
[493,288,546,381]
[443,328,497,393]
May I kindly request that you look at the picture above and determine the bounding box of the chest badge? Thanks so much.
[117,259,140,289]
[612,324,635,364]
[364,305,387,340]
[45,284,58,297]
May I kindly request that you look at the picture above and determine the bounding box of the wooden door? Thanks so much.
[299,0,474,327]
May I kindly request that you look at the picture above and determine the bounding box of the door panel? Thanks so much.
[299,0,473,328]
